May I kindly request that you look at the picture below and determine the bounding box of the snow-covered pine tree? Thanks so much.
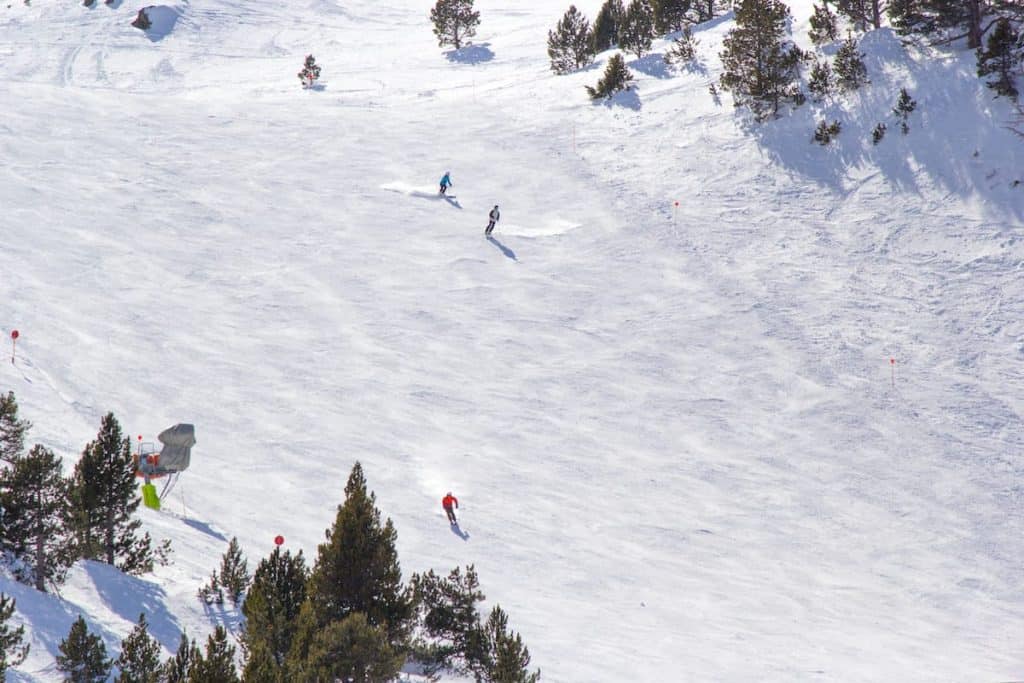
[808,2,839,45]
[0,444,74,591]
[893,87,916,133]
[410,565,486,679]
[191,626,239,683]
[297,55,321,88]
[719,0,804,121]
[67,412,155,575]
[618,0,655,58]
[813,118,842,144]
[834,34,869,91]
[114,613,162,683]
[56,616,112,683]
[977,17,1019,99]
[197,569,224,605]
[163,633,200,683]
[240,546,308,679]
[664,26,698,67]
[430,0,481,50]
[288,462,415,669]
[0,594,29,678]
[585,53,635,99]
[835,0,886,31]
[0,391,30,464]
[217,536,251,607]
[651,0,690,34]
[591,0,625,52]
[548,5,596,74]
[466,606,540,683]
[872,121,887,143]
[808,57,834,101]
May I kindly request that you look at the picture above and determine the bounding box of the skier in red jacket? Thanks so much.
[442,492,459,524]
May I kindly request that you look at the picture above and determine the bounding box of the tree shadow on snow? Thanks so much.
[139,6,180,43]
[182,516,229,542]
[594,87,641,111]
[450,523,470,541]
[630,53,672,79]
[445,43,495,64]
[487,235,517,261]
[83,561,183,652]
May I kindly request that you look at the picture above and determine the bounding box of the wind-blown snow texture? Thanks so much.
[1,0,1022,680]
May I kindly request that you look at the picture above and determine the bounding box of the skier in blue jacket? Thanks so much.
[439,172,453,196]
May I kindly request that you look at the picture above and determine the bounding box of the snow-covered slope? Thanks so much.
[1,0,1022,679]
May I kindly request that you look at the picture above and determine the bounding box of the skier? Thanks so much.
[439,171,453,196]
[485,205,500,236]
[442,491,459,524]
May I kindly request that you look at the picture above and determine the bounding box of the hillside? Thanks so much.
[0,0,1022,680]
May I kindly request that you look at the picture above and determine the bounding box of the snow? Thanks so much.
[1,0,1023,680]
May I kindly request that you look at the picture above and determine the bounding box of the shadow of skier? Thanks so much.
[487,235,516,261]
[450,522,470,541]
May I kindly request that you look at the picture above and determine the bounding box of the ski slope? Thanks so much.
[1,0,1023,679]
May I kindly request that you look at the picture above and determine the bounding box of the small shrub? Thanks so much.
[813,119,841,145]
[871,122,886,144]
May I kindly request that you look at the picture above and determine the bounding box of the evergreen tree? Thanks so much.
[618,0,655,58]
[298,462,415,656]
[0,444,74,591]
[198,569,225,606]
[651,0,690,34]
[813,118,842,144]
[56,616,112,683]
[808,2,839,45]
[591,0,625,52]
[889,0,984,48]
[548,5,596,74]
[808,57,834,101]
[217,537,251,607]
[585,53,635,99]
[301,613,403,683]
[410,565,486,679]
[163,633,200,683]
[297,55,321,88]
[977,17,1019,99]
[240,547,308,677]
[466,606,539,683]
[0,391,30,464]
[191,626,239,683]
[0,594,29,678]
[114,613,162,683]
[430,0,481,50]
[835,0,886,31]
[834,34,869,91]
[893,86,916,133]
[719,0,804,121]
[871,121,887,143]
[664,26,698,67]
[67,412,154,575]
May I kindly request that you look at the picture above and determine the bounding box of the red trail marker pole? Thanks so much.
[890,357,895,388]
[10,330,18,364]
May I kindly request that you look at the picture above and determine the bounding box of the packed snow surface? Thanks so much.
[1,0,1022,680]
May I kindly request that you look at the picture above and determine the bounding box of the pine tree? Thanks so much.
[410,565,486,679]
[67,412,154,575]
[297,462,415,656]
[719,0,804,121]
[56,616,112,683]
[297,55,321,88]
[217,537,251,607]
[191,626,239,683]
[548,5,595,74]
[808,2,839,45]
[430,0,481,50]
[889,0,983,48]
[198,569,225,606]
[618,0,655,58]
[0,444,74,591]
[808,57,834,101]
[114,613,163,683]
[664,26,698,67]
[834,34,869,91]
[813,118,842,144]
[651,0,690,34]
[163,633,200,683]
[893,86,916,133]
[0,391,30,464]
[977,17,1019,99]
[301,613,403,683]
[0,594,29,678]
[585,53,635,99]
[871,121,887,143]
[466,606,539,683]
[835,0,886,31]
[591,0,625,52]
[240,547,308,678]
